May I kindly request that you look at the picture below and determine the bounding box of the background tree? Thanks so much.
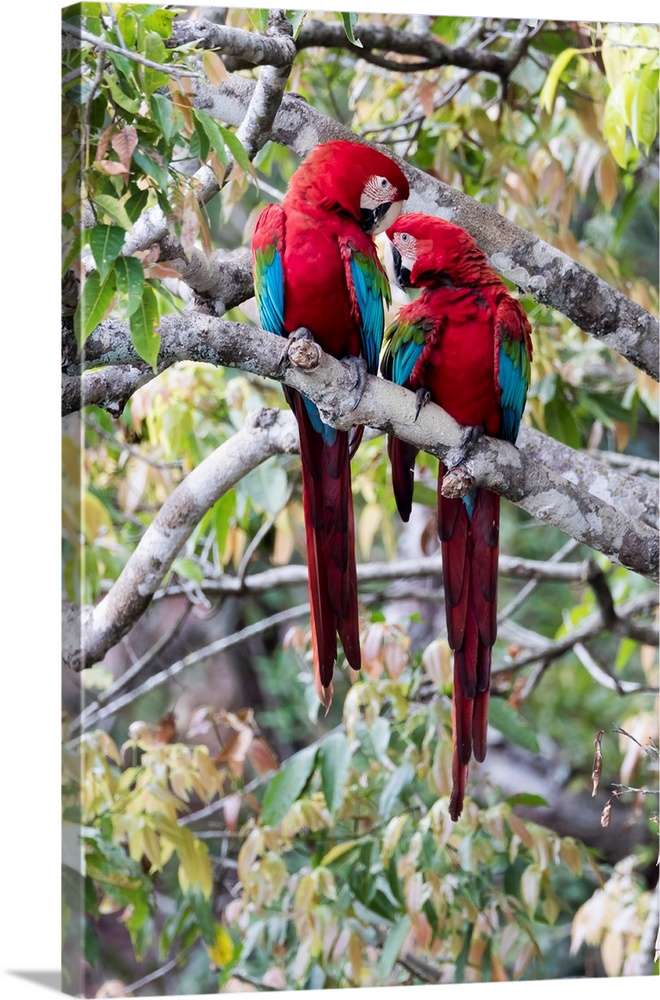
[60,5,658,996]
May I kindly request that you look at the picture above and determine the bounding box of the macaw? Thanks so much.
[381,213,533,820]
[251,140,409,708]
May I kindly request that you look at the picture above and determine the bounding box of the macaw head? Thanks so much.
[387,213,486,288]
[289,140,409,235]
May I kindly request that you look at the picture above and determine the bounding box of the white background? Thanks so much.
[1,0,656,997]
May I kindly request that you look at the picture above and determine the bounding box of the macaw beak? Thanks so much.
[361,199,404,236]
[390,244,411,288]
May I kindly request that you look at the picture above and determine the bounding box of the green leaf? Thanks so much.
[74,270,116,347]
[238,460,287,516]
[377,915,410,978]
[339,11,363,48]
[488,698,540,754]
[539,47,578,113]
[144,32,169,96]
[506,792,550,808]
[261,744,317,826]
[62,230,85,275]
[544,392,581,449]
[150,93,175,142]
[378,762,414,821]
[172,557,204,584]
[130,285,160,370]
[285,10,307,39]
[133,148,170,191]
[355,717,390,761]
[93,193,135,231]
[188,888,216,946]
[318,731,351,815]
[212,490,236,564]
[144,7,177,39]
[115,257,145,317]
[630,66,658,149]
[603,83,629,168]
[103,71,141,114]
[194,109,228,168]
[246,9,269,32]
[88,225,125,281]
[218,125,252,174]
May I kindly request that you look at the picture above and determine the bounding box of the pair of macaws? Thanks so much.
[252,140,533,820]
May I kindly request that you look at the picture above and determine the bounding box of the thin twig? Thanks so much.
[62,23,202,78]
[69,603,193,735]
[574,643,659,696]
[66,604,310,741]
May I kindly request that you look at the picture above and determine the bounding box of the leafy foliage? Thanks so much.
[62,6,658,995]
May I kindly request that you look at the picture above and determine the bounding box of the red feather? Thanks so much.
[253,142,409,706]
[384,213,532,820]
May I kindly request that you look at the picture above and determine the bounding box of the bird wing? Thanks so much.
[339,238,391,375]
[252,203,286,337]
[495,293,532,443]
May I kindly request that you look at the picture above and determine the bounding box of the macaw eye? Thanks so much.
[399,233,410,243]
[378,176,389,189]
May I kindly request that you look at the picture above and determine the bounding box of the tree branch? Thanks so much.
[196,73,658,379]
[62,407,299,672]
[295,18,534,79]
[64,313,660,582]
[168,14,297,66]
[61,23,202,78]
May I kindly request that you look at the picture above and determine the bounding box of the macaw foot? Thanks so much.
[289,326,315,344]
[414,388,432,421]
[287,327,322,373]
[444,424,482,471]
[341,355,368,411]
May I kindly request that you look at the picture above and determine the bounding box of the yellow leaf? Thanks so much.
[203,50,228,85]
[206,924,234,968]
[321,840,360,866]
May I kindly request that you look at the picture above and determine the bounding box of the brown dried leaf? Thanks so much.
[143,263,183,280]
[95,124,114,163]
[216,728,254,771]
[95,159,129,180]
[600,799,612,828]
[592,730,603,796]
[222,793,241,834]
[248,738,279,776]
[156,710,177,745]
[112,125,138,171]
[417,79,436,118]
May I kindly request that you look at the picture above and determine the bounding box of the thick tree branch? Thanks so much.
[64,313,659,582]
[197,73,658,379]
[62,407,299,672]
[169,14,296,66]
[295,17,534,79]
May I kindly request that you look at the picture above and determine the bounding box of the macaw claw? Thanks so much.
[445,424,483,471]
[414,388,432,421]
[342,355,368,411]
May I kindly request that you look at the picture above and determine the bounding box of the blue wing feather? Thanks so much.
[497,322,531,444]
[348,253,387,376]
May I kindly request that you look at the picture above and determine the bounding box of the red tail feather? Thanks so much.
[439,466,500,819]
[388,435,419,523]
[292,391,360,704]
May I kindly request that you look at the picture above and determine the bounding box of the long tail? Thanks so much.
[387,435,419,523]
[438,464,500,820]
[289,389,361,709]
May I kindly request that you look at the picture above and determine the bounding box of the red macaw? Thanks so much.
[381,213,533,820]
[251,140,409,707]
